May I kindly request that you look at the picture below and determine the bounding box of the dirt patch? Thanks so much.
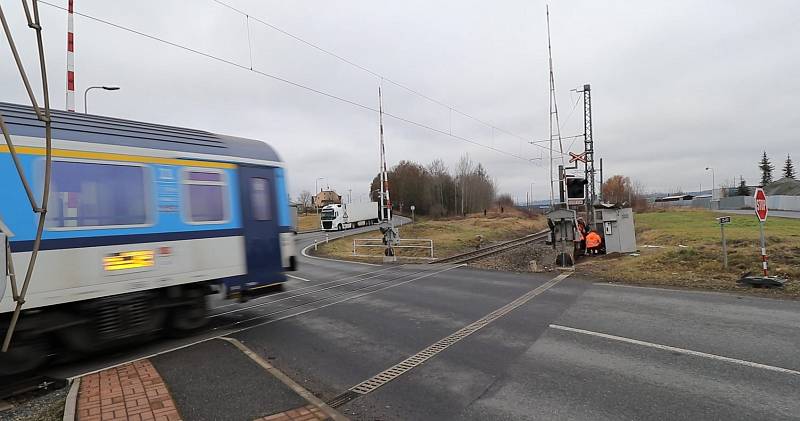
[469,242,558,273]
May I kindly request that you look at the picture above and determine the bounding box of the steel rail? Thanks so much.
[430,229,551,265]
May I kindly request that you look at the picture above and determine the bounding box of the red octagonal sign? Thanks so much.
[754,188,768,222]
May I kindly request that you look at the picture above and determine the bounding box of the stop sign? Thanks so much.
[754,188,768,222]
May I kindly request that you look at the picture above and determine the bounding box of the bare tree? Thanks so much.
[368,155,495,217]
[427,159,452,217]
[602,175,647,210]
[298,190,313,215]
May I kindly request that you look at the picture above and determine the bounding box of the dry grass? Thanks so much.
[580,208,800,298]
[297,214,321,232]
[312,208,547,261]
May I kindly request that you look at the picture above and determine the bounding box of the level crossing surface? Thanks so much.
[41,215,800,420]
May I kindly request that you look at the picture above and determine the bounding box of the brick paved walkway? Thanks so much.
[254,404,329,421]
[76,359,181,421]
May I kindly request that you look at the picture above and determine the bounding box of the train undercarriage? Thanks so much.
[0,283,212,376]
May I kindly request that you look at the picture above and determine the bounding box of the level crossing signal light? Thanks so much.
[565,176,588,203]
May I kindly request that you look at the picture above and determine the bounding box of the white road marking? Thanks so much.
[67,264,461,380]
[232,264,465,332]
[337,271,572,399]
[287,274,316,282]
[549,324,800,376]
[211,266,400,311]
[211,266,408,318]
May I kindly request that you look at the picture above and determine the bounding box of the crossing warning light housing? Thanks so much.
[566,176,588,204]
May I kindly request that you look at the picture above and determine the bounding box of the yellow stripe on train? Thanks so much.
[0,145,236,169]
[103,250,155,271]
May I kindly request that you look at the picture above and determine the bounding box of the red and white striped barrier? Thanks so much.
[66,0,75,112]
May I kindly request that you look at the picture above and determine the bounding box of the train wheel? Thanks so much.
[167,289,208,333]
[0,334,50,376]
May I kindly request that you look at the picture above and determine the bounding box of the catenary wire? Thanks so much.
[210,0,535,147]
[39,1,564,163]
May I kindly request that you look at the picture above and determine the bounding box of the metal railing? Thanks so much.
[353,238,434,259]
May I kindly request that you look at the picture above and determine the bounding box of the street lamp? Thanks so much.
[705,167,716,201]
[314,177,326,214]
[530,182,535,207]
[84,85,120,114]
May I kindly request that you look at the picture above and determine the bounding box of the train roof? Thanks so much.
[0,102,281,163]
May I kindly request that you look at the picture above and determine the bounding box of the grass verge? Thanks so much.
[311,209,547,262]
[297,214,320,232]
[580,208,800,298]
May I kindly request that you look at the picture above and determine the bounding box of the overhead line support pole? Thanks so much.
[580,84,595,223]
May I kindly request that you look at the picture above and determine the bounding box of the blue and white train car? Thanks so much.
[0,102,296,371]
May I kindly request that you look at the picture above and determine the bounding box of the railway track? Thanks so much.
[431,229,551,265]
[1,264,439,396]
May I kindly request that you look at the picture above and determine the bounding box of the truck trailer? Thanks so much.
[320,202,380,231]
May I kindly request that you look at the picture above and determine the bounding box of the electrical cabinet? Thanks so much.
[594,207,637,253]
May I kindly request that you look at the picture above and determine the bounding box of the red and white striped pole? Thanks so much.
[759,222,768,276]
[65,0,75,112]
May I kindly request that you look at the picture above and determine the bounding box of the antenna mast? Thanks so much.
[546,5,565,207]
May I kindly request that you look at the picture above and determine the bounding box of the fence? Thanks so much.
[709,195,800,211]
[767,195,800,211]
[353,238,434,259]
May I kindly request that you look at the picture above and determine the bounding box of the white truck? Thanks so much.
[320,202,380,231]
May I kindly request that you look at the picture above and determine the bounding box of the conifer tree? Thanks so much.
[783,154,796,180]
[759,151,774,186]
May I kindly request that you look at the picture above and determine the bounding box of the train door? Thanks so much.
[238,165,283,284]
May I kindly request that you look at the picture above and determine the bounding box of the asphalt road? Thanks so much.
[42,215,800,420]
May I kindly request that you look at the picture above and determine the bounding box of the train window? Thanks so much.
[250,178,272,221]
[183,169,228,223]
[47,161,150,228]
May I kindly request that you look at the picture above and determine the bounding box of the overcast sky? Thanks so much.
[2,0,798,201]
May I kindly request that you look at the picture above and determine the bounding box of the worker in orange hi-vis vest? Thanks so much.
[585,228,602,255]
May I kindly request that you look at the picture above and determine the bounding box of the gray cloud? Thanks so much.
[1,0,797,202]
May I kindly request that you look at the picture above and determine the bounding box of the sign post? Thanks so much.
[716,216,731,269]
[754,188,769,276]
[410,205,415,222]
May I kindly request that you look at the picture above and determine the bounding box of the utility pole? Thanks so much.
[530,182,535,208]
[599,158,603,202]
[546,5,564,209]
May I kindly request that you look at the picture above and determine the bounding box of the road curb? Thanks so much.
[61,377,80,421]
[301,241,381,267]
[219,337,350,421]
[300,217,412,267]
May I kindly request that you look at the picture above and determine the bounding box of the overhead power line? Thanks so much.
[39,1,563,162]
[210,0,536,148]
